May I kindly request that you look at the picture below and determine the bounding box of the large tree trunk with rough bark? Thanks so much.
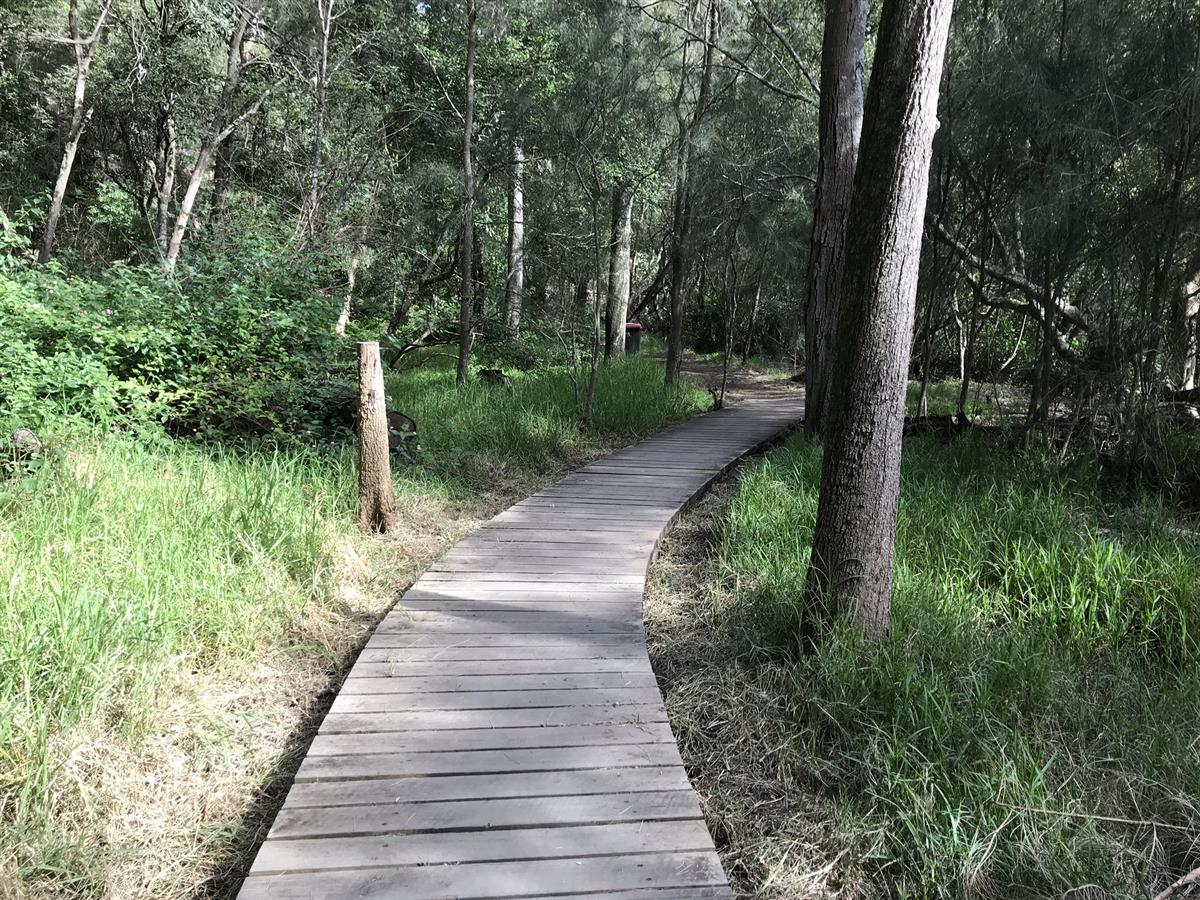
[356,341,397,533]
[39,0,110,263]
[804,0,954,642]
[456,0,478,385]
[803,0,866,437]
[605,183,634,359]
[504,141,525,334]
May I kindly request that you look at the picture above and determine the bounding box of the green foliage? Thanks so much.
[0,253,349,441]
[388,354,707,482]
[720,434,1200,897]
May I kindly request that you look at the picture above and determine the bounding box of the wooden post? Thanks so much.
[357,341,397,533]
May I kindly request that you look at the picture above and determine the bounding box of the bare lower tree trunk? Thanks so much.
[503,141,525,334]
[456,0,478,386]
[741,278,762,365]
[665,0,718,387]
[301,0,335,238]
[604,183,634,359]
[804,0,954,642]
[357,341,397,533]
[1180,265,1199,390]
[39,0,111,263]
[336,249,360,335]
[803,0,866,437]
[155,116,177,256]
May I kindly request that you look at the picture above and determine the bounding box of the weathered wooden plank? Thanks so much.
[338,671,659,695]
[267,789,701,839]
[364,632,644,649]
[328,687,664,714]
[250,820,715,874]
[353,646,649,663]
[317,704,668,734]
[350,656,653,676]
[238,851,729,899]
[294,743,683,781]
[283,765,689,808]
[307,721,674,755]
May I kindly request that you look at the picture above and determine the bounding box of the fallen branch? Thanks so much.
[1153,865,1200,900]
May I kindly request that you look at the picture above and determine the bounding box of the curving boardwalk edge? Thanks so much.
[238,397,804,900]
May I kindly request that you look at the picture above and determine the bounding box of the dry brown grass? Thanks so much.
[646,482,856,900]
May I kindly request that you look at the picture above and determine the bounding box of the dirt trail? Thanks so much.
[661,356,805,404]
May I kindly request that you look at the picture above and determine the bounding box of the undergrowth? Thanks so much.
[0,356,705,899]
[704,434,1200,898]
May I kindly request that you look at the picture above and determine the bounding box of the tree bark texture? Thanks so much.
[803,0,866,437]
[357,341,398,533]
[456,0,478,385]
[504,141,525,334]
[804,0,954,642]
[605,183,635,359]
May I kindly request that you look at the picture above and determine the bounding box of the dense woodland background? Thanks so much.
[2,0,1200,898]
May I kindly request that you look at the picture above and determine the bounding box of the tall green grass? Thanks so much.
[1,354,705,896]
[721,434,1200,898]
[388,355,707,481]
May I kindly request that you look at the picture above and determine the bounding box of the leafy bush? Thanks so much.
[0,253,349,442]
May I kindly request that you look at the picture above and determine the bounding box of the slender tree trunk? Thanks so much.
[1183,268,1199,391]
[336,249,360,335]
[604,183,635,359]
[303,0,334,237]
[39,0,110,263]
[163,8,264,273]
[503,141,525,333]
[357,341,397,533]
[155,116,177,256]
[741,278,762,365]
[804,0,954,642]
[803,0,867,437]
[665,0,718,387]
[456,0,478,386]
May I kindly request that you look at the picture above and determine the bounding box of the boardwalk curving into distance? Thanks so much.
[239,397,804,900]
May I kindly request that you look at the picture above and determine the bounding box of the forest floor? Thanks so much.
[646,408,1200,899]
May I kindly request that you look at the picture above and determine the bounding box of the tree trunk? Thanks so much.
[605,183,635,359]
[155,116,177,256]
[741,278,762,365]
[803,0,867,437]
[804,0,954,642]
[503,141,525,334]
[665,0,718,387]
[39,0,110,263]
[162,8,263,273]
[456,0,478,386]
[336,250,360,335]
[357,341,397,533]
[302,0,334,237]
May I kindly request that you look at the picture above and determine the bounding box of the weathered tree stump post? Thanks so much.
[357,341,398,533]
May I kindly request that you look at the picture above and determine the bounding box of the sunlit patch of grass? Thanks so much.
[711,433,1200,898]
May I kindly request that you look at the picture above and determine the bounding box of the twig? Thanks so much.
[996,802,1191,833]
[1153,866,1200,900]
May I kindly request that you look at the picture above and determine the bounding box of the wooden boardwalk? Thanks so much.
[238,397,804,900]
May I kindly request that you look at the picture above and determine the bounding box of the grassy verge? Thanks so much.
[0,355,706,899]
[648,433,1200,899]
